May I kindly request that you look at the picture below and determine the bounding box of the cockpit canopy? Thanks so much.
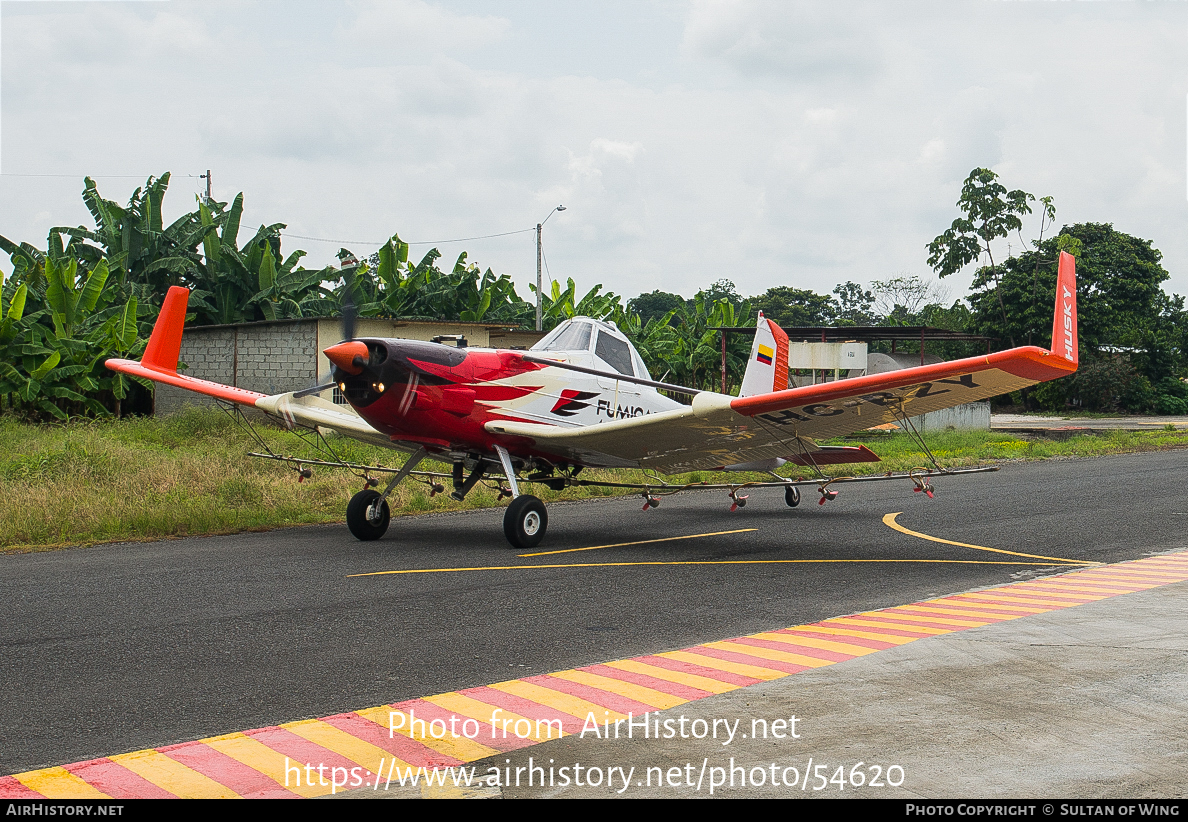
[531,317,652,380]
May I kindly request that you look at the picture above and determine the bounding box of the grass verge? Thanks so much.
[2,409,1186,553]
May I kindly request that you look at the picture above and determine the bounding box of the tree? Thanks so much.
[50,175,210,295]
[0,257,145,419]
[701,279,743,308]
[869,274,949,324]
[627,290,685,325]
[749,286,834,328]
[927,168,1038,344]
[968,223,1183,412]
[831,281,876,326]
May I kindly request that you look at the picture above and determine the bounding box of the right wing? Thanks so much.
[487,252,1079,473]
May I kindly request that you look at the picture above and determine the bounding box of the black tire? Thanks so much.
[785,486,801,508]
[504,495,547,549]
[347,489,390,541]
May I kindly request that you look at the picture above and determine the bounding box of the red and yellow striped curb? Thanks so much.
[5,551,1187,798]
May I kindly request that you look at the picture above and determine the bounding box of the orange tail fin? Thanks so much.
[141,286,189,373]
[1051,251,1078,365]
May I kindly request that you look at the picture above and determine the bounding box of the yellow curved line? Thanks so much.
[349,558,1070,577]
[882,512,1094,566]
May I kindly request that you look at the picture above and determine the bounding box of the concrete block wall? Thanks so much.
[155,322,317,414]
[909,401,991,432]
[154,317,546,414]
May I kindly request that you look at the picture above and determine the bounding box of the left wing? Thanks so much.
[487,252,1079,473]
[106,286,399,450]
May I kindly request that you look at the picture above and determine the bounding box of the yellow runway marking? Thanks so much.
[882,512,1093,566]
[202,732,326,798]
[13,767,110,800]
[783,624,920,645]
[282,719,392,773]
[518,528,757,557]
[602,659,740,695]
[750,631,881,657]
[350,558,1069,577]
[548,670,688,710]
[354,706,501,763]
[658,650,787,680]
[489,679,630,722]
[108,749,238,799]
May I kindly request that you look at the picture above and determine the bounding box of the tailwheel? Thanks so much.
[504,495,547,549]
[347,489,390,541]
[785,486,801,508]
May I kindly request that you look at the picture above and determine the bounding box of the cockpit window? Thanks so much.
[631,347,652,381]
[533,320,592,352]
[595,330,634,376]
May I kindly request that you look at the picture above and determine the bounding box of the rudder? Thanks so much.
[1050,251,1078,365]
[739,312,789,396]
[141,285,189,373]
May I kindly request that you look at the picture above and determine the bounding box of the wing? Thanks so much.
[106,287,399,450]
[487,252,1080,473]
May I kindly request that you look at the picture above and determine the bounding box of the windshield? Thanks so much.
[532,320,593,352]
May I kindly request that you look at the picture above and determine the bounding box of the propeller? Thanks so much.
[293,255,361,399]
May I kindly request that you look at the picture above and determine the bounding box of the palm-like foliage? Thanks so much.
[352,237,533,325]
[0,258,145,418]
[184,196,338,325]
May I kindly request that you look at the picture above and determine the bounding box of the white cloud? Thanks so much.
[1,0,1186,307]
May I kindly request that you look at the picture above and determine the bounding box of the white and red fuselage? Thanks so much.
[324,317,682,465]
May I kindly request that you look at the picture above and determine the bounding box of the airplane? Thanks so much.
[106,252,1079,549]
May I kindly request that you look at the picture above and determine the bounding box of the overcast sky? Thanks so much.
[2,0,1186,306]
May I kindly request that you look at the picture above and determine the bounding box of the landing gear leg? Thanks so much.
[345,447,426,541]
[450,463,486,501]
[494,444,547,549]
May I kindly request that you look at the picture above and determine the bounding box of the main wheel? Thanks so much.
[347,489,390,541]
[785,486,801,508]
[504,495,547,549]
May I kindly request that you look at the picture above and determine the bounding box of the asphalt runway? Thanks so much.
[3,449,1187,775]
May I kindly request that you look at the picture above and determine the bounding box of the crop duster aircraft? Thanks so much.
[106,252,1079,549]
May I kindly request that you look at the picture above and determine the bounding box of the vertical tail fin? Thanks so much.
[1050,251,1078,365]
[739,312,789,396]
[141,286,189,373]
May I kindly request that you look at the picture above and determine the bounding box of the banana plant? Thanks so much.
[532,278,623,328]
[50,175,206,292]
[0,257,145,419]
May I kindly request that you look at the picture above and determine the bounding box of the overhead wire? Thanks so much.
[2,172,541,250]
[0,173,203,179]
[281,227,536,247]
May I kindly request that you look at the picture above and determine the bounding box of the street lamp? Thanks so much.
[536,205,566,331]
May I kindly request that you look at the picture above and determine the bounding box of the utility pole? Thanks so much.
[536,222,543,332]
[200,170,212,202]
[535,205,566,332]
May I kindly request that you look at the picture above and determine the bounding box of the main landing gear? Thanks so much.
[346,489,390,540]
[504,495,547,549]
[344,446,427,541]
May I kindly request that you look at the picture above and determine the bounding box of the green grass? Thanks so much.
[2,409,1186,553]
[815,428,1188,478]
